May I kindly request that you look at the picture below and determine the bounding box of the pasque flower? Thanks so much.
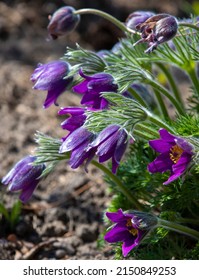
[31,60,73,108]
[73,69,118,110]
[134,14,178,53]
[104,209,157,257]
[148,129,194,185]
[1,156,45,203]
[88,124,128,173]
[47,6,80,40]
[58,107,86,132]
[59,126,96,170]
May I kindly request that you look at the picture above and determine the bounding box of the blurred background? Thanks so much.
[0,0,198,260]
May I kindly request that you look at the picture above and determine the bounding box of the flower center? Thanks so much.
[169,144,184,164]
[126,219,138,236]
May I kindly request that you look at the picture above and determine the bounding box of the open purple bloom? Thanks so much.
[59,126,96,170]
[134,14,178,53]
[58,107,86,132]
[148,129,194,185]
[1,156,45,203]
[104,209,157,257]
[31,60,73,108]
[47,6,80,40]
[73,69,118,110]
[88,125,128,173]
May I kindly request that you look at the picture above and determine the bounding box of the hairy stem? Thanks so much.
[158,218,199,240]
[91,160,143,210]
[75,8,138,34]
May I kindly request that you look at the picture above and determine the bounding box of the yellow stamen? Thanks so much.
[126,219,138,236]
[170,144,183,164]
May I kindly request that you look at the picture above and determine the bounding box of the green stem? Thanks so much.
[156,63,185,110]
[187,67,199,98]
[153,89,169,120]
[75,8,138,34]
[176,218,199,226]
[146,111,176,133]
[91,160,143,210]
[135,123,159,138]
[149,80,184,115]
[127,87,148,108]
[178,22,199,32]
[158,219,199,240]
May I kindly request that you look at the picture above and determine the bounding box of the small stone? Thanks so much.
[76,223,98,242]
[55,249,67,259]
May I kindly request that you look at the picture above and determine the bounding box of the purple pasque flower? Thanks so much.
[47,6,80,40]
[1,156,45,203]
[59,126,96,170]
[104,209,157,257]
[58,107,86,132]
[134,14,178,53]
[31,60,73,108]
[125,11,155,30]
[148,128,194,185]
[87,124,128,173]
[73,69,118,110]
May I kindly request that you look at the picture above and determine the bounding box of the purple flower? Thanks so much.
[88,125,128,173]
[148,129,194,185]
[125,11,155,30]
[58,107,86,132]
[104,209,157,257]
[31,60,73,108]
[1,156,45,203]
[134,14,178,53]
[59,126,96,170]
[73,69,118,110]
[47,6,80,40]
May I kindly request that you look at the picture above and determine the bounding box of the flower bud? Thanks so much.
[2,156,45,203]
[134,14,178,53]
[125,11,155,30]
[47,6,80,40]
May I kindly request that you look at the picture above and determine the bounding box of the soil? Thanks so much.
[0,0,193,260]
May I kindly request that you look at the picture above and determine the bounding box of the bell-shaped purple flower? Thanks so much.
[58,107,86,132]
[59,126,96,170]
[47,6,80,40]
[1,156,45,203]
[134,14,178,53]
[148,129,194,185]
[31,60,73,108]
[73,69,118,110]
[88,125,128,173]
[104,209,157,257]
[125,11,155,30]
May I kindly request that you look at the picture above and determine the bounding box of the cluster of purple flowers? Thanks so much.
[1,6,196,258]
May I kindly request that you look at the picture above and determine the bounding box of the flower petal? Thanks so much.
[148,153,173,173]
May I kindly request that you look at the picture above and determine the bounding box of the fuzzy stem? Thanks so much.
[158,219,199,240]
[127,87,148,108]
[176,218,199,226]
[156,63,185,110]
[153,89,169,120]
[149,80,184,115]
[187,67,199,98]
[146,111,176,133]
[135,123,159,138]
[91,160,143,210]
[178,22,199,32]
[74,8,138,34]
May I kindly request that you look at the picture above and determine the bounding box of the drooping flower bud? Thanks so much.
[134,14,178,53]
[125,11,155,30]
[47,6,80,40]
[2,156,46,203]
[31,60,73,108]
